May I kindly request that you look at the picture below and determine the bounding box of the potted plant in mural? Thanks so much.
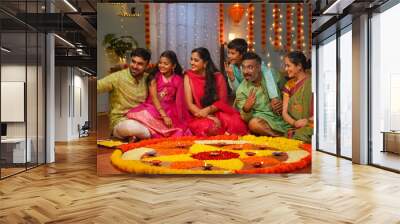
[103,33,138,65]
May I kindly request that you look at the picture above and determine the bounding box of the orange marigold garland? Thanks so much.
[308,3,312,58]
[219,3,224,45]
[144,3,150,49]
[247,3,255,52]
[286,4,293,52]
[296,3,305,51]
[261,3,267,52]
[272,4,282,50]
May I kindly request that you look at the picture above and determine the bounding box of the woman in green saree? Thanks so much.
[282,51,313,143]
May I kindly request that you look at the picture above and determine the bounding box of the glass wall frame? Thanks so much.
[315,21,353,160]
[0,0,47,179]
[368,0,400,173]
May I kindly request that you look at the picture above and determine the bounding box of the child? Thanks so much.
[126,50,192,138]
[225,38,285,115]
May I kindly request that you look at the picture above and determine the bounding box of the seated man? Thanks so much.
[225,38,285,114]
[97,48,152,140]
[235,52,291,137]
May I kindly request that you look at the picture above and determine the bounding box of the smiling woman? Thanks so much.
[184,48,248,137]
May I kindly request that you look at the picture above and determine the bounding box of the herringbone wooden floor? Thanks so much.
[1,136,400,224]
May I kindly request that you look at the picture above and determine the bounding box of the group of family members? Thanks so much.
[97,38,313,143]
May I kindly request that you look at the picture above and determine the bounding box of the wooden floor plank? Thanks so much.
[0,136,399,223]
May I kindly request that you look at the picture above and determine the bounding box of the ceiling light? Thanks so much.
[322,0,355,15]
[54,34,75,48]
[1,47,11,53]
[63,0,78,12]
[77,67,92,76]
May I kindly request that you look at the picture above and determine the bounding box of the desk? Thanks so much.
[1,138,31,163]
[382,131,400,154]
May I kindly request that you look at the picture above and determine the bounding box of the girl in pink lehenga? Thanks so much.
[184,47,248,136]
[126,50,192,138]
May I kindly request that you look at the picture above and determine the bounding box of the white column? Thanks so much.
[46,1,55,163]
[352,14,369,164]
[46,33,55,163]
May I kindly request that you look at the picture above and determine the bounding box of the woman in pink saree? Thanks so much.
[184,47,248,136]
[126,50,192,138]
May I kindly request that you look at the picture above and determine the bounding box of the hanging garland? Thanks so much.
[296,3,304,51]
[285,4,293,52]
[246,3,255,52]
[144,3,150,49]
[308,3,312,58]
[219,3,224,45]
[261,3,267,52]
[272,4,282,50]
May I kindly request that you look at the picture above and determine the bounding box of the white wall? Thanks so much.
[55,67,89,141]
[1,64,46,163]
[1,65,36,137]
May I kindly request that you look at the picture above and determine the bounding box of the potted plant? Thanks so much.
[103,33,139,64]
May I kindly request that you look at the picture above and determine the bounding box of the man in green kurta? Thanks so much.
[235,52,291,137]
[225,38,285,114]
[97,48,151,140]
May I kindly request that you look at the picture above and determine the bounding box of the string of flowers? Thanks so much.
[144,3,150,49]
[296,3,305,51]
[247,3,255,52]
[261,3,267,52]
[219,3,224,45]
[308,3,313,58]
[285,4,293,52]
[271,4,282,50]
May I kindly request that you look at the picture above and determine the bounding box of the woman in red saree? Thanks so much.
[184,47,248,136]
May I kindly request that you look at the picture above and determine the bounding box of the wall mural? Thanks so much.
[97,3,313,176]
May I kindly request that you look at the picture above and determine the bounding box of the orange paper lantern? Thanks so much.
[228,3,245,24]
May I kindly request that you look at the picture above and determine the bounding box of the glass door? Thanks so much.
[317,35,337,154]
[339,26,352,158]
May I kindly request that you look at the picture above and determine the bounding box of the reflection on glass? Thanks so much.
[27,32,38,169]
[38,32,46,165]
[340,28,352,158]
[1,31,27,177]
[371,4,400,171]
[317,36,337,154]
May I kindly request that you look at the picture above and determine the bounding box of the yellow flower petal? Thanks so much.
[189,144,221,153]
[205,159,243,170]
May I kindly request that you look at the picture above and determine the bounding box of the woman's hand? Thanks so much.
[294,119,308,128]
[270,98,283,115]
[194,107,210,118]
[162,116,173,128]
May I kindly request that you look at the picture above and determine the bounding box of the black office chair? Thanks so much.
[79,121,90,138]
